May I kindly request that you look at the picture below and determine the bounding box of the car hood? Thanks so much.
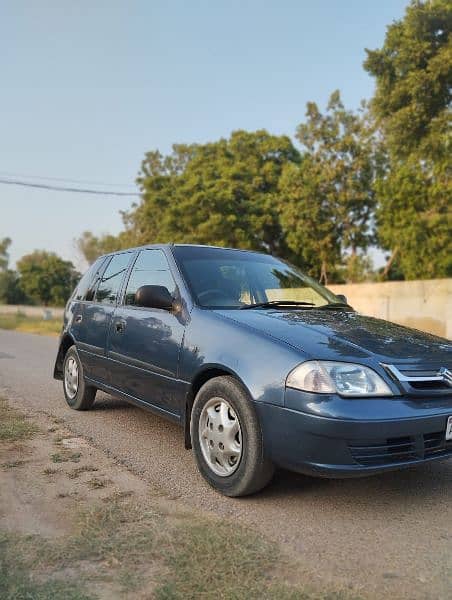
[217,308,452,364]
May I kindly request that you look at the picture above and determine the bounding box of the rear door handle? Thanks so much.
[75,314,83,323]
[115,320,126,333]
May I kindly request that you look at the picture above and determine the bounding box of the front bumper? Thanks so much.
[255,391,452,477]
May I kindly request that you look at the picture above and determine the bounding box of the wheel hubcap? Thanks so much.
[64,356,79,399]
[198,397,242,476]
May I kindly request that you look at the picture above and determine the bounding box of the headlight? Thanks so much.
[286,361,393,397]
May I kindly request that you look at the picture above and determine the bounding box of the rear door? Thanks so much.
[107,248,186,417]
[74,251,135,384]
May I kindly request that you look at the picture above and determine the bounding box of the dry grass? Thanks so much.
[0,473,352,600]
[2,459,26,469]
[43,467,61,475]
[86,476,111,489]
[51,451,81,464]
[0,313,61,336]
[154,519,325,600]
[0,398,39,442]
[67,465,99,479]
[0,532,93,600]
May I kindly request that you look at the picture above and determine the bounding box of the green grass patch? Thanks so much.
[50,451,81,464]
[2,460,26,469]
[0,398,39,442]
[63,497,159,567]
[0,490,352,599]
[0,313,61,336]
[50,452,69,463]
[154,519,312,600]
[0,532,94,600]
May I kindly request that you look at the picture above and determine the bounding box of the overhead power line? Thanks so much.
[0,178,141,197]
[0,171,137,189]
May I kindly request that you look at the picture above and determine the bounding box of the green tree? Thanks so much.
[364,0,452,279]
[0,270,27,304]
[76,231,124,265]
[16,251,79,306]
[0,237,28,304]
[126,130,300,254]
[279,92,378,283]
[0,237,11,271]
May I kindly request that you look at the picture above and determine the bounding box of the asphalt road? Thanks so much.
[0,329,451,599]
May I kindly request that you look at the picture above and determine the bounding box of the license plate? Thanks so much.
[446,416,452,441]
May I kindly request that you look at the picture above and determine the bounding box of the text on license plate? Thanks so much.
[446,416,452,441]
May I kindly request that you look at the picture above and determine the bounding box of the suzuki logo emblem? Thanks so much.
[438,367,452,387]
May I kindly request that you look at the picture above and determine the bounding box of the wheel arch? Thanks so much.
[53,333,76,380]
[183,365,250,449]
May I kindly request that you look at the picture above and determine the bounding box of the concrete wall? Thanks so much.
[0,304,64,319]
[329,279,451,339]
[1,278,451,338]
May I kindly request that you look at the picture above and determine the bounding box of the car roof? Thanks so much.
[101,243,267,259]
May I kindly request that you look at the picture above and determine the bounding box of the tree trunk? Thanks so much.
[381,247,399,280]
[319,260,328,286]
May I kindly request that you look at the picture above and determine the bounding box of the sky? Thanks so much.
[0,0,409,270]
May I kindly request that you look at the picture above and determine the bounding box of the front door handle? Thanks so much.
[115,320,126,333]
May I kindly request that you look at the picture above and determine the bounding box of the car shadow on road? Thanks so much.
[91,396,132,411]
[259,460,452,507]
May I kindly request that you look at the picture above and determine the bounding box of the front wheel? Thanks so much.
[190,376,274,497]
[63,346,96,410]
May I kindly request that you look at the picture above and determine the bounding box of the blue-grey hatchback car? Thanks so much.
[54,244,452,496]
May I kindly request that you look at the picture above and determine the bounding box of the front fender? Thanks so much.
[179,308,305,407]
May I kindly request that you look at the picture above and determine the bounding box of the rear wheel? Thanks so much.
[190,376,274,497]
[63,346,96,410]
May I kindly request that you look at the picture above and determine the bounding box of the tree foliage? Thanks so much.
[16,251,79,306]
[0,270,27,304]
[279,92,378,283]
[126,130,300,254]
[0,237,27,304]
[76,230,124,265]
[364,0,451,279]
[364,0,451,159]
[120,120,378,283]
[0,237,11,272]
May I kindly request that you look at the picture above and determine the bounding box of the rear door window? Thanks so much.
[95,253,133,305]
[74,256,106,301]
[124,249,176,305]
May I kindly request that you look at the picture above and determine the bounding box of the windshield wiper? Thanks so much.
[316,302,350,310]
[240,300,315,310]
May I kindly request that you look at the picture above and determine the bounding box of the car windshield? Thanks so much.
[172,246,343,309]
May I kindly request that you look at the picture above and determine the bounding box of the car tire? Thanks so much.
[190,376,274,497]
[63,345,96,410]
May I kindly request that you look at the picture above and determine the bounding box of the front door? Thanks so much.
[107,248,186,417]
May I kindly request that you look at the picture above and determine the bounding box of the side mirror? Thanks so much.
[336,294,348,305]
[135,285,174,310]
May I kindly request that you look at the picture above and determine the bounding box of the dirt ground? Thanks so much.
[0,396,351,600]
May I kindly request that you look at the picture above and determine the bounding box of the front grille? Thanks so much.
[382,363,452,395]
[410,381,450,391]
[397,368,439,378]
[349,432,452,467]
